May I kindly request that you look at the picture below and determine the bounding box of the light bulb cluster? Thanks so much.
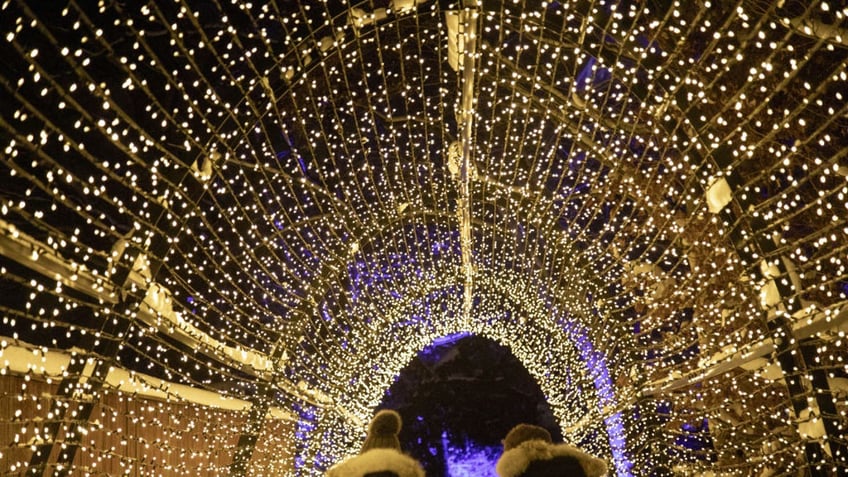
[1,0,847,476]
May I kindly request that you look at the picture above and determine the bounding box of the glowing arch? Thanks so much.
[293,270,634,476]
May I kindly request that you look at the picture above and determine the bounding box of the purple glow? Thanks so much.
[576,57,596,88]
[297,155,308,174]
[294,403,317,471]
[563,321,633,476]
[431,332,472,347]
[442,432,500,477]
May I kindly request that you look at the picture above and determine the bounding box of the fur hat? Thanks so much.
[497,425,608,477]
[502,424,553,450]
[360,409,402,452]
[325,448,425,477]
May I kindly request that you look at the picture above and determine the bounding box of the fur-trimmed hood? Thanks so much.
[496,440,608,477]
[325,448,425,477]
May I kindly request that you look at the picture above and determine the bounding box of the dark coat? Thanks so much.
[496,440,608,477]
[325,448,425,477]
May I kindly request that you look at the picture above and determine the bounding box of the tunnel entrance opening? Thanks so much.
[378,334,562,477]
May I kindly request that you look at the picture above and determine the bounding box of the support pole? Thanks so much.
[455,1,480,326]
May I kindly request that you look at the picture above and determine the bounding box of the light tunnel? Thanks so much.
[1,0,848,476]
[299,266,632,468]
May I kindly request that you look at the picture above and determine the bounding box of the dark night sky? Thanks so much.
[380,334,562,475]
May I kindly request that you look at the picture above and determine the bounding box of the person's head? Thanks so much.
[502,423,552,450]
[525,455,588,476]
[497,424,609,477]
[360,409,402,453]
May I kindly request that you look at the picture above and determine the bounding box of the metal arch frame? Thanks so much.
[271,206,583,389]
[481,2,846,471]
[543,4,846,471]
[182,21,843,477]
[713,187,846,473]
[2,0,625,475]
[21,249,142,477]
[21,169,208,475]
[301,270,634,473]
[11,0,843,474]
[224,18,723,468]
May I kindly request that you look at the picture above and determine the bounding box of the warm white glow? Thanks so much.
[1,0,847,476]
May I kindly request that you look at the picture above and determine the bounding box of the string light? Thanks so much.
[1,0,847,476]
